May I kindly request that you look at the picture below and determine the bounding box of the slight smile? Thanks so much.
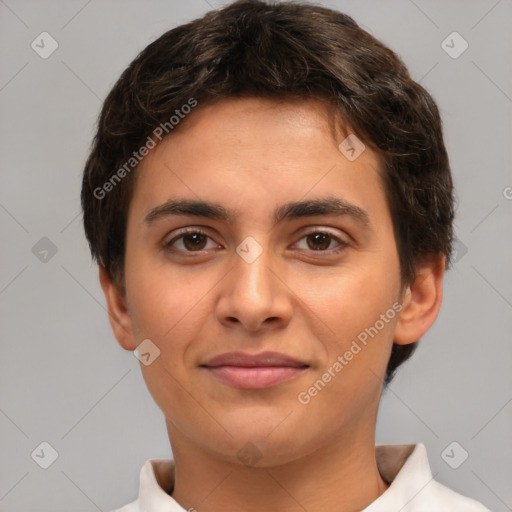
[200,351,310,390]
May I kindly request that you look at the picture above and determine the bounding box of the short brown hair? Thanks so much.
[81,0,454,384]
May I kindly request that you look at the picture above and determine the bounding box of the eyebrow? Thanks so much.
[144,197,370,227]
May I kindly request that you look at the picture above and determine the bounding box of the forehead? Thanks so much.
[169,96,348,149]
[128,97,387,226]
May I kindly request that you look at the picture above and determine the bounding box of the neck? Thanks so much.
[167,421,389,512]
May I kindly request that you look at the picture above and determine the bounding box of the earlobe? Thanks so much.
[98,266,137,351]
[393,254,445,346]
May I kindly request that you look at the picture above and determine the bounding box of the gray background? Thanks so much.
[0,0,511,510]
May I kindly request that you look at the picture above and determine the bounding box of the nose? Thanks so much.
[215,238,293,332]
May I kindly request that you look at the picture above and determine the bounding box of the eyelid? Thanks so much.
[299,226,346,239]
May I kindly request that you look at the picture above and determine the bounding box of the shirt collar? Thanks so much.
[135,443,430,512]
[138,458,182,512]
[363,443,433,511]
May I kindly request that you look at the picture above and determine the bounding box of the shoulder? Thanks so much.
[425,479,492,512]
[370,443,492,512]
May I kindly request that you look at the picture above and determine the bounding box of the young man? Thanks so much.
[81,1,492,511]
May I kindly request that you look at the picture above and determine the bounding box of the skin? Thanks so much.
[100,97,445,512]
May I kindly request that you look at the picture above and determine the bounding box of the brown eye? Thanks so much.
[293,230,347,254]
[306,232,332,250]
[181,233,208,251]
[165,229,218,252]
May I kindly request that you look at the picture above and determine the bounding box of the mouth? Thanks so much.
[200,351,310,390]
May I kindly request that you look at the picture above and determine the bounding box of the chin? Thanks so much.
[200,421,317,468]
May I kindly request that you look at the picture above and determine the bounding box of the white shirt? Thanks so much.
[112,443,491,512]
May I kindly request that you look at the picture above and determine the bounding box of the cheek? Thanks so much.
[297,280,398,417]
[313,263,398,326]
[317,291,397,376]
[125,254,214,350]
[300,252,400,377]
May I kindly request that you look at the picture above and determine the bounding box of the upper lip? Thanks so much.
[201,351,309,368]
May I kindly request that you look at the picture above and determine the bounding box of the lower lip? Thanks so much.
[204,366,308,389]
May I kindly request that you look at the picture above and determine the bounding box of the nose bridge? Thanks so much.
[233,235,275,301]
[216,234,291,330]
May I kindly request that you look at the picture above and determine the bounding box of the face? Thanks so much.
[118,97,406,466]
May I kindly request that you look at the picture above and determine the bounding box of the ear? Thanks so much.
[98,266,137,351]
[393,254,445,345]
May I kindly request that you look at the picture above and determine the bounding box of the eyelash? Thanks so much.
[164,227,348,255]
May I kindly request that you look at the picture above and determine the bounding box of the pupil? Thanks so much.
[308,233,330,250]
[184,233,206,251]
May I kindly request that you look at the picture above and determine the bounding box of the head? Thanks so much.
[82,0,453,464]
